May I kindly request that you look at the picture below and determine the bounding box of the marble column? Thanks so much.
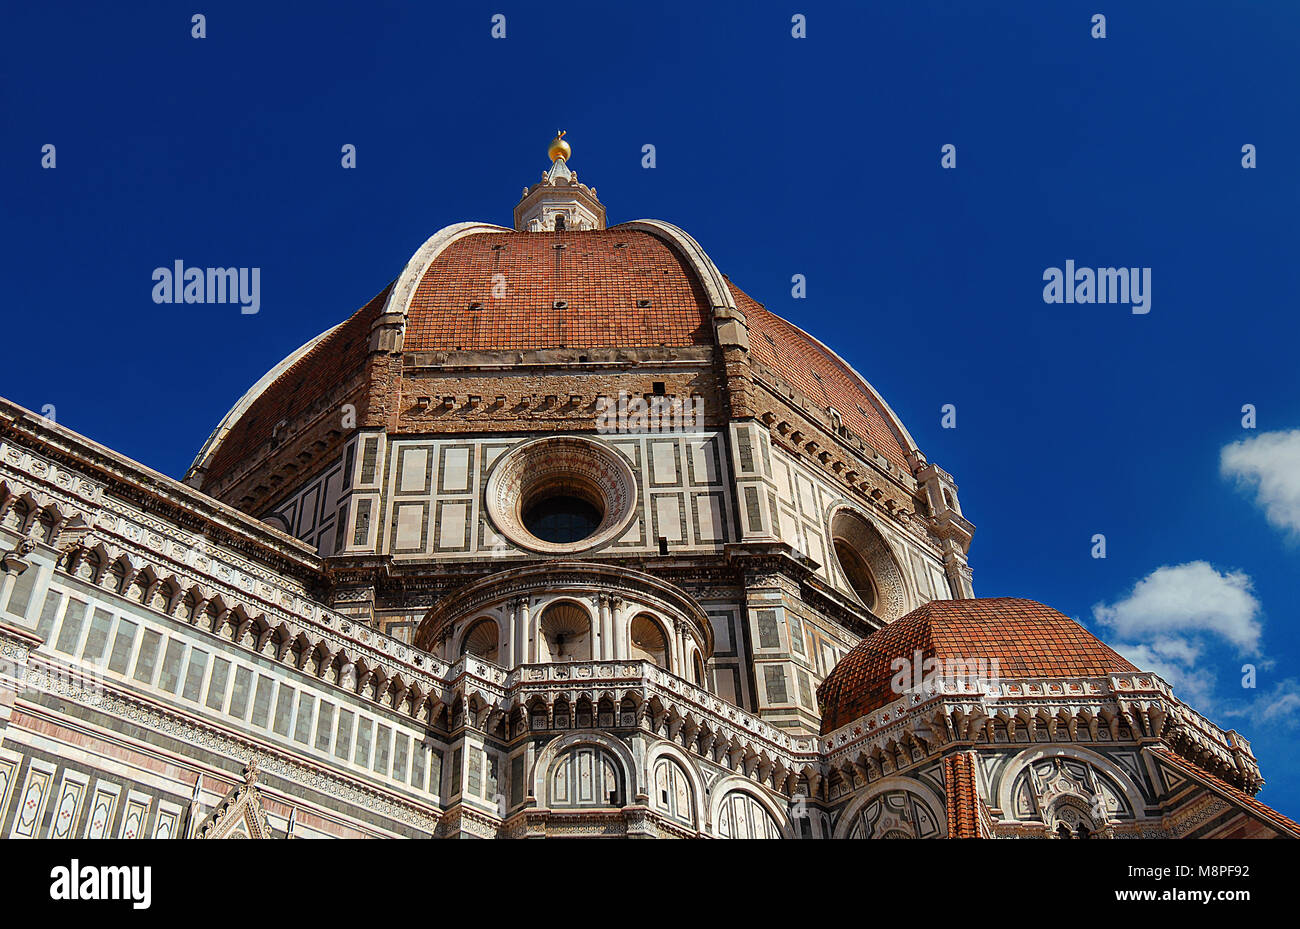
[521,598,534,663]
[597,595,612,659]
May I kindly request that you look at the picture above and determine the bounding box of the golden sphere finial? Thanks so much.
[548,129,571,163]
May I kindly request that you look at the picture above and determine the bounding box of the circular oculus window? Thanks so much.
[485,436,638,554]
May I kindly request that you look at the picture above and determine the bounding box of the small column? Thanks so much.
[501,599,515,669]
[597,595,612,659]
[610,597,624,659]
[0,539,37,617]
[521,598,534,663]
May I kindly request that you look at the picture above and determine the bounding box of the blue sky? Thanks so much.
[3,2,1298,813]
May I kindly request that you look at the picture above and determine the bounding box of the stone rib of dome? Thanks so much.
[816,598,1138,735]
[403,228,713,353]
[732,282,915,473]
[200,283,393,489]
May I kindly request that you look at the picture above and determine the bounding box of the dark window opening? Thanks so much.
[833,539,878,612]
[652,382,666,395]
[658,537,669,556]
[554,215,566,231]
[523,495,602,544]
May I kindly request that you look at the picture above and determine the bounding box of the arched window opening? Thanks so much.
[549,746,623,809]
[716,790,782,839]
[847,790,941,839]
[38,511,58,544]
[4,501,30,532]
[833,539,878,612]
[652,758,695,827]
[628,614,669,669]
[151,583,173,614]
[523,493,602,544]
[692,652,706,687]
[829,508,904,618]
[539,602,592,662]
[1047,794,1106,840]
[460,618,500,664]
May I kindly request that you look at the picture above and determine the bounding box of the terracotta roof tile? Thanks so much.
[731,283,913,472]
[403,229,713,352]
[817,597,1138,734]
[1151,746,1300,838]
[203,283,392,487]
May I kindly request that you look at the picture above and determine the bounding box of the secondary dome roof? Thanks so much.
[816,598,1138,734]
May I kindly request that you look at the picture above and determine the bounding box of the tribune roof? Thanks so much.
[816,597,1139,735]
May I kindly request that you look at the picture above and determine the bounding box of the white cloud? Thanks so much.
[1223,679,1300,730]
[1108,641,1218,710]
[1092,561,1262,655]
[1221,429,1300,538]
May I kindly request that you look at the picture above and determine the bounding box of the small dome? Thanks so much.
[816,598,1137,734]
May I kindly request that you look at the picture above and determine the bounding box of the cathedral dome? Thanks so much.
[188,245,920,501]
[816,598,1138,734]
[184,138,923,531]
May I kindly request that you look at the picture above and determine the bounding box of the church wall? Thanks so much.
[727,419,956,730]
[759,426,946,610]
[0,537,443,838]
[323,429,737,561]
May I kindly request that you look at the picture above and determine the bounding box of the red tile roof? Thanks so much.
[403,229,713,352]
[1151,746,1300,838]
[197,226,923,504]
[202,284,392,488]
[817,598,1138,734]
[733,283,913,472]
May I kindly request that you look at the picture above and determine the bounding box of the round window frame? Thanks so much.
[826,504,908,620]
[485,436,639,555]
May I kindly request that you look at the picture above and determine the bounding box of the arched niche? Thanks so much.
[538,600,593,662]
[628,613,670,669]
[459,617,500,664]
